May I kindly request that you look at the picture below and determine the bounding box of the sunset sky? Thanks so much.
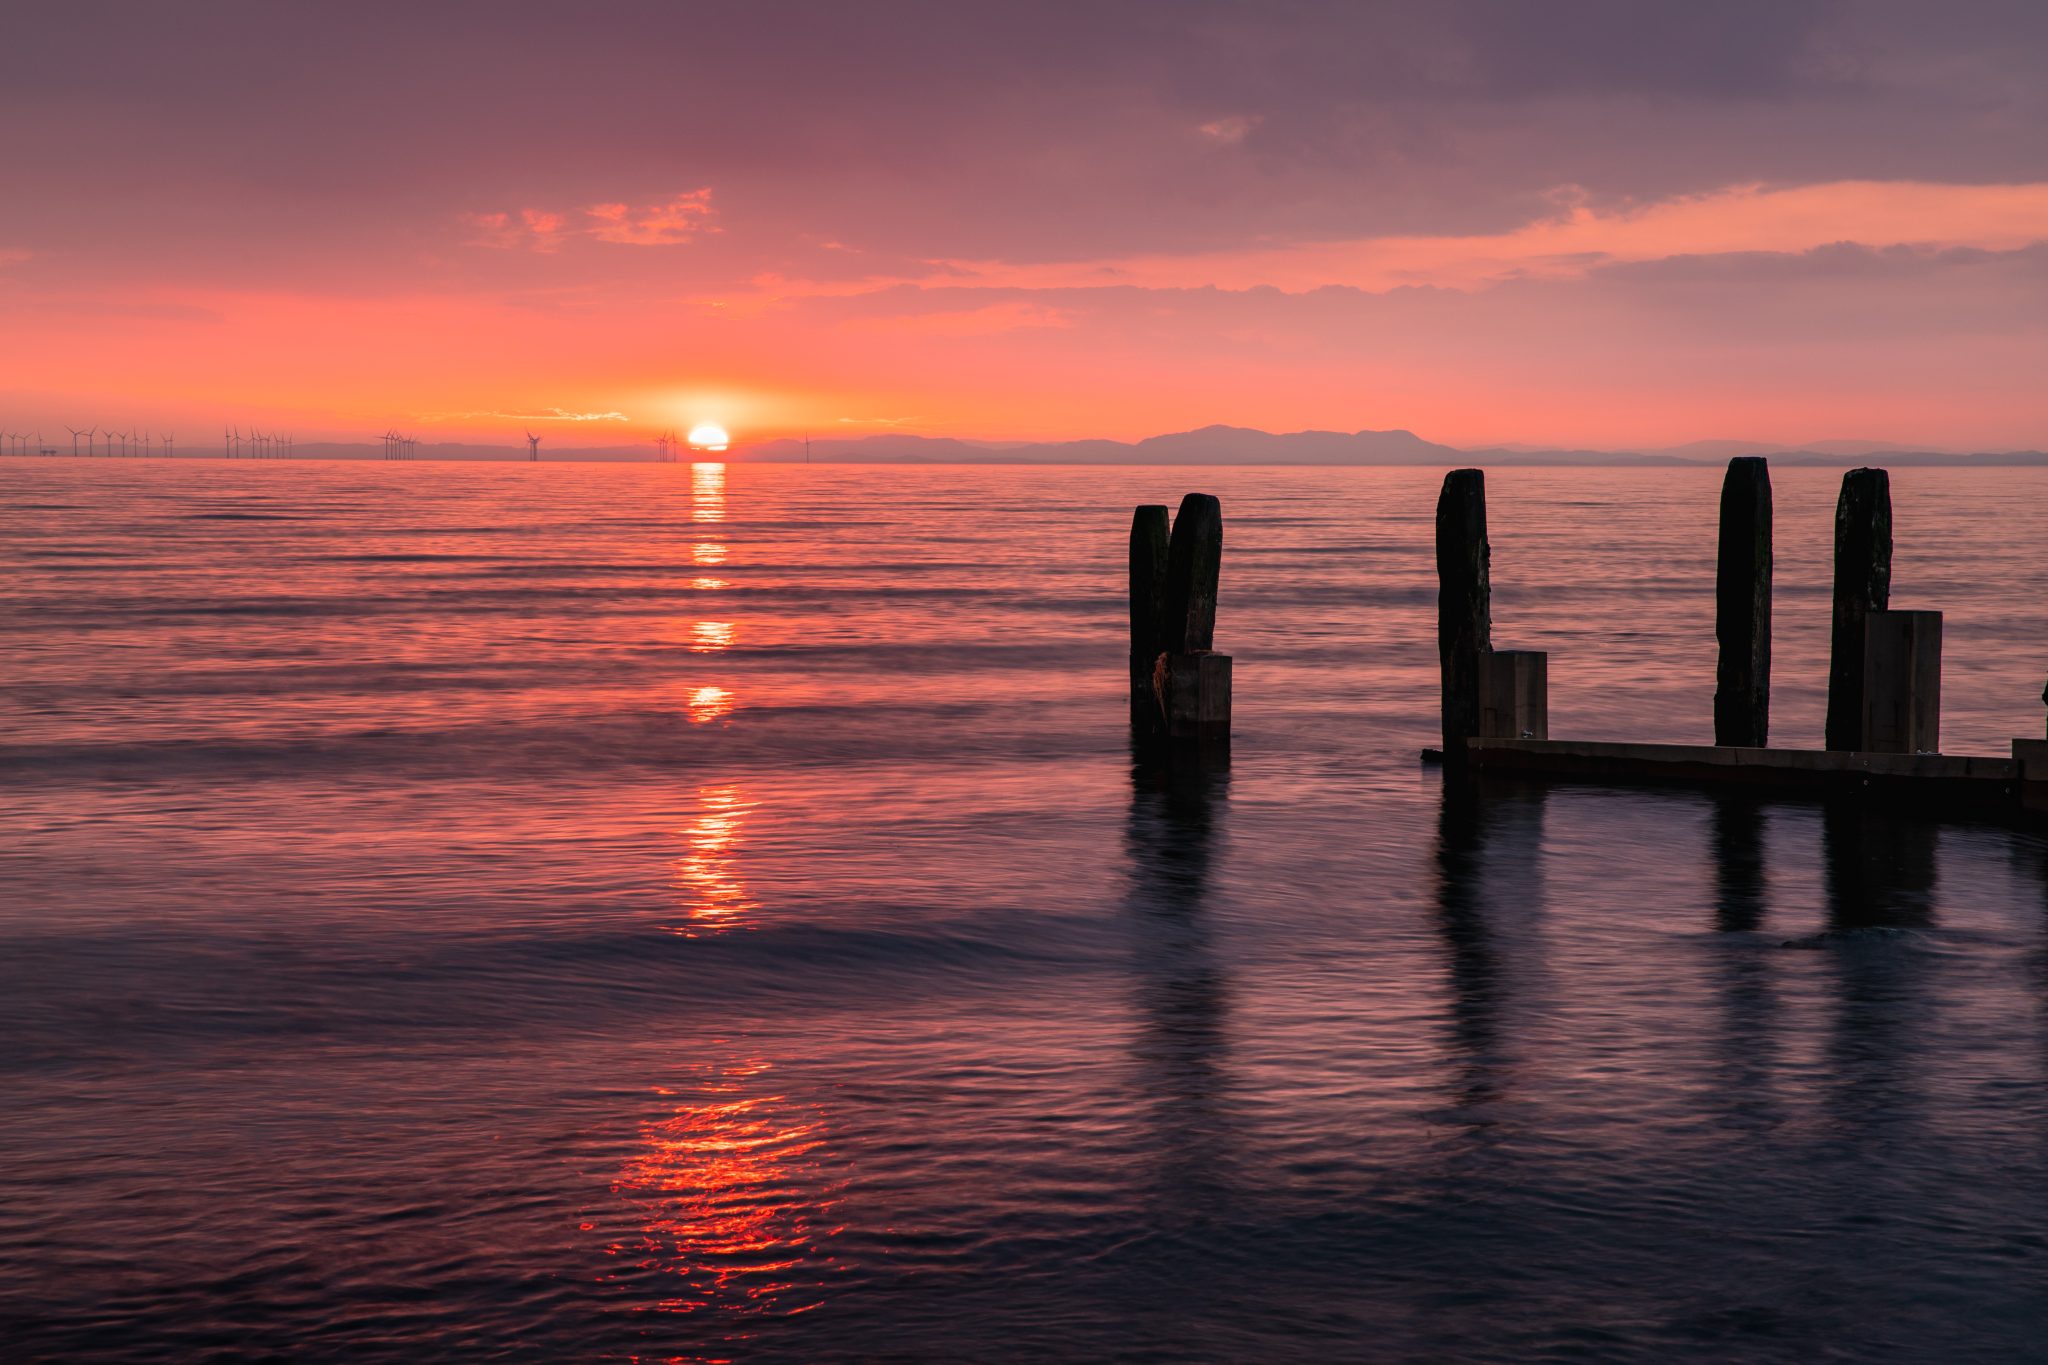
[4,1,2046,450]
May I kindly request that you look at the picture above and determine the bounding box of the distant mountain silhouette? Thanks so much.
[734,424,1465,465]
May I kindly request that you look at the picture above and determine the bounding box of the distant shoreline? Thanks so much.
[15,420,2040,469]
[15,450,2048,469]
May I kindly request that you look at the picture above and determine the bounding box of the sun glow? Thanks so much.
[688,422,730,451]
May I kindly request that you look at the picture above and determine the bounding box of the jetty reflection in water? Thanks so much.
[1432,782,1969,1135]
[1430,782,1547,1131]
[1123,750,1236,1212]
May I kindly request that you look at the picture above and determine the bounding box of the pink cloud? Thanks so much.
[462,190,716,251]
[586,189,717,246]
[922,180,2048,294]
[459,211,521,249]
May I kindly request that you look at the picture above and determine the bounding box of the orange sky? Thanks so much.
[3,6,2046,453]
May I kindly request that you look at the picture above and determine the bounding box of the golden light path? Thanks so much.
[673,460,749,931]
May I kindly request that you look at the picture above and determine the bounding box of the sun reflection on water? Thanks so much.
[606,1062,842,1336]
[669,785,758,934]
[691,463,727,521]
[685,686,735,725]
[691,621,737,653]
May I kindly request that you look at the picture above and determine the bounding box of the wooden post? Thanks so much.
[1130,505,1170,729]
[1160,493,1229,744]
[1825,467,1892,750]
[1165,493,1221,653]
[1861,609,1941,754]
[1713,456,1772,747]
[1479,650,1547,739]
[1436,469,1491,757]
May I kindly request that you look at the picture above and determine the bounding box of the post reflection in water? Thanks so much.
[1709,795,1770,935]
[1429,782,1546,1135]
[669,784,759,934]
[606,1062,842,1337]
[1122,749,1237,1215]
[1823,802,1938,932]
[1820,802,1938,1135]
[1705,795,1783,1130]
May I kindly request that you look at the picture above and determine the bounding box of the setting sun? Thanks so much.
[687,423,730,452]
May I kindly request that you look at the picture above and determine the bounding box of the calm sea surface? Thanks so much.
[4,457,2048,1363]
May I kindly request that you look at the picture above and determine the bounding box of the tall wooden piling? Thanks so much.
[1825,468,1893,750]
[1165,493,1222,653]
[1129,505,1170,728]
[1132,494,1229,746]
[1436,469,1492,758]
[1713,456,1773,747]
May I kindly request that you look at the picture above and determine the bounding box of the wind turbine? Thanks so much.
[526,430,540,461]
[163,432,174,457]
[65,426,82,457]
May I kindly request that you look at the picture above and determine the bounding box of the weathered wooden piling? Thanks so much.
[1129,505,1170,728]
[1825,467,1893,750]
[1861,609,1941,754]
[1436,469,1492,758]
[1164,493,1222,653]
[1130,494,1229,745]
[1713,456,1773,747]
